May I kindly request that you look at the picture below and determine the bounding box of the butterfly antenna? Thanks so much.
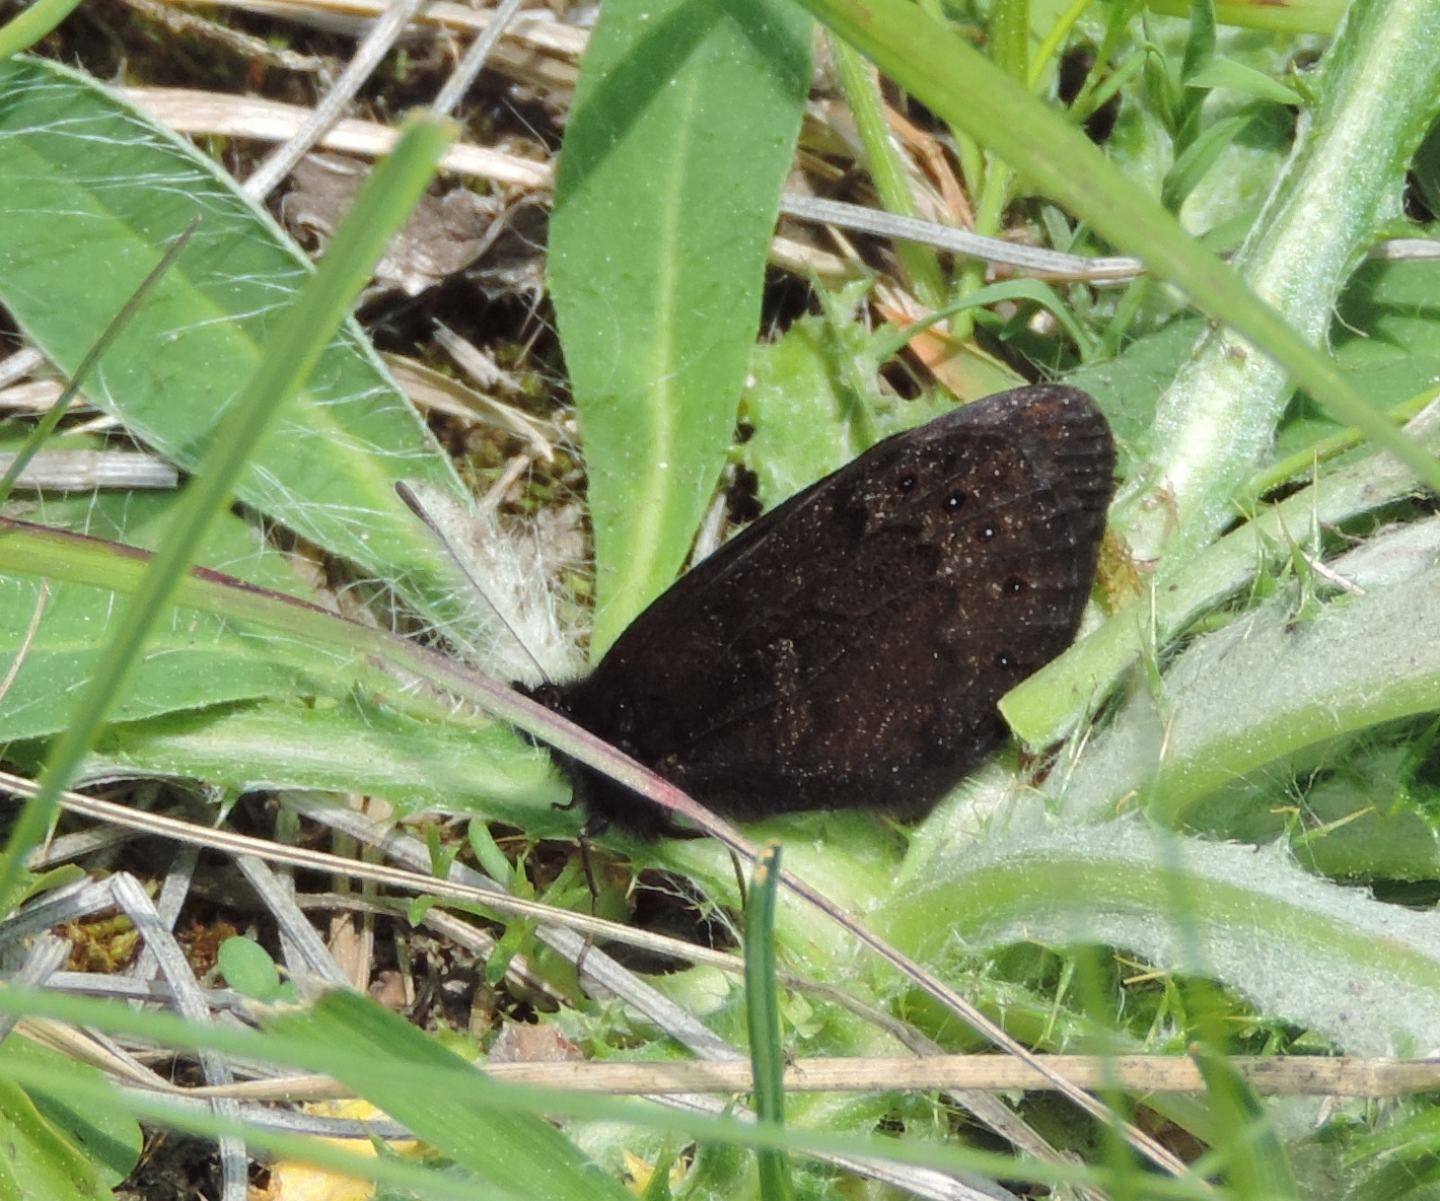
[728,847,749,911]
[394,480,552,683]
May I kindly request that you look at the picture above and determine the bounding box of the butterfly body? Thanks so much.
[529,384,1114,838]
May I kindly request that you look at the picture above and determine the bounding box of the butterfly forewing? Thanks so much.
[545,384,1115,836]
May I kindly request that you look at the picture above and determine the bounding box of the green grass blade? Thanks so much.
[744,842,792,1201]
[69,699,565,826]
[0,493,324,742]
[270,991,633,1201]
[829,37,944,306]
[0,1048,510,1201]
[1188,1042,1301,1200]
[0,985,1215,1198]
[0,0,84,59]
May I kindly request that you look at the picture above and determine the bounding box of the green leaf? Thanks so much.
[0,1036,141,1199]
[548,0,813,655]
[1186,57,1307,106]
[0,109,454,911]
[218,936,287,1002]
[741,284,954,508]
[742,308,877,506]
[0,57,467,622]
[0,492,319,742]
[267,990,634,1201]
[1060,529,1440,828]
[883,818,1440,1055]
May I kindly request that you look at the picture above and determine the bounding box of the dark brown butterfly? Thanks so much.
[525,384,1114,838]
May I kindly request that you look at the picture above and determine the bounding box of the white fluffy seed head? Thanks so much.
[400,479,586,686]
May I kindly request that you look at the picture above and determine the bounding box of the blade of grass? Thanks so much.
[268,990,633,1201]
[0,985,1217,1199]
[0,1048,511,1201]
[744,842,792,1201]
[871,278,1100,363]
[0,116,454,915]
[0,0,84,59]
[829,38,944,307]
[1188,1042,1300,1199]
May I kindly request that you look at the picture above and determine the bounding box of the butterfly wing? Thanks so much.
[552,384,1114,835]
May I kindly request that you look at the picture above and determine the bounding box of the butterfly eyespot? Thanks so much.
[976,525,996,541]
[1004,576,1027,594]
[943,489,967,511]
[995,651,1014,669]
[897,473,917,492]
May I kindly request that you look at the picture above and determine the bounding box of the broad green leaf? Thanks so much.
[67,696,568,824]
[0,491,318,742]
[882,817,1440,1055]
[0,111,455,911]
[0,57,466,621]
[549,0,812,654]
[0,1036,140,1200]
[0,572,300,742]
[0,511,564,816]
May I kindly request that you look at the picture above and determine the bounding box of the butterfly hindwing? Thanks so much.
[540,384,1115,836]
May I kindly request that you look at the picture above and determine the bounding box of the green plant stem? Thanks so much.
[830,37,944,306]
[0,0,84,58]
[744,842,792,1201]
